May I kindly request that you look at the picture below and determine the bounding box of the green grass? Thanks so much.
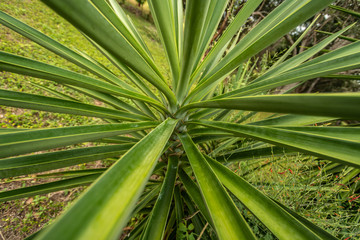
[235,154,360,239]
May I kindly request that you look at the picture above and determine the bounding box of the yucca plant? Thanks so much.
[1,0,360,239]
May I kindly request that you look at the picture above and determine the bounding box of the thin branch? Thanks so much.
[0,230,5,240]
[185,210,200,220]
[196,223,209,240]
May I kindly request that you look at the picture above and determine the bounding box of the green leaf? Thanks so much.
[188,127,234,137]
[272,199,338,240]
[36,119,177,240]
[0,128,31,134]
[323,74,360,80]
[218,41,360,99]
[0,10,134,90]
[178,168,213,227]
[173,185,184,225]
[41,0,177,109]
[316,30,359,42]
[88,0,157,72]
[209,138,239,157]
[36,168,107,178]
[97,136,139,144]
[181,191,209,237]
[107,0,151,56]
[75,43,160,118]
[148,0,180,88]
[273,126,360,142]
[191,120,360,167]
[179,133,256,240]
[215,145,296,163]
[66,86,150,118]
[141,156,178,240]
[132,184,161,216]
[249,114,335,126]
[0,89,151,121]
[0,51,167,112]
[192,0,229,75]
[205,156,325,240]
[0,144,133,178]
[260,22,354,79]
[191,0,263,83]
[85,37,161,102]
[125,217,149,240]
[29,82,78,102]
[0,174,99,202]
[176,0,211,102]
[0,122,156,159]
[329,5,360,18]
[179,93,360,119]
[186,0,334,102]
[270,15,321,68]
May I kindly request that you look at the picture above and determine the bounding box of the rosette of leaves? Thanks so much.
[0,0,360,239]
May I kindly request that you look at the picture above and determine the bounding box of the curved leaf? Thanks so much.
[186,0,334,102]
[148,0,180,87]
[217,41,360,99]
[0,51,167,112]
[176,0,211,102]
[0,144,133,178]
[205,156,327,240]
[251,24,354,85]
[36,119,177,240]
[41,0,177,109]
[179,93,360,119]
[215,145,296,163]
[141,156,178,240]
[0,122,156,159]
[0,10,134,90]
[178,168,213,227]
[179,133,256,240]
[191,120,360,167]
[273,126,360,142]
[0,174,99,202]
[272,199,338,240]
[249,114,335,126]
[191,0,263,83]
[0,89,151,121]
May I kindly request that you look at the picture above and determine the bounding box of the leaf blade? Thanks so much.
[0,174,99,202]
[0,144,133,178]
[205,156,325,240]
[0,89,151,121]
[36,119,178,240]
[179,133,255,240]
[0,122,156,159]
[192,120,360,167]
[141,156,178,240]
[179,93,360,119]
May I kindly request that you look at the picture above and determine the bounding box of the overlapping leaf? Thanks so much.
[36,119,177,240]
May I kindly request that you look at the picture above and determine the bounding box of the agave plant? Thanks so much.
[1,0,360,239]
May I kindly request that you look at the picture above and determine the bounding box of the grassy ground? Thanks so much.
[0,1,359,240]
[236,154,360,239]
